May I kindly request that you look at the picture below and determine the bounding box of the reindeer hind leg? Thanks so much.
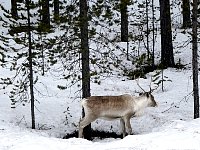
[78,115,97,138]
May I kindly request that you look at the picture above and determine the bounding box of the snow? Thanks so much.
[1,0,200,149]
[1,68,200,150]
[1,119,200,150]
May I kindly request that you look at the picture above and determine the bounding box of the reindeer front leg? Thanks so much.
[120,118,126,138]
[124,116,132,136]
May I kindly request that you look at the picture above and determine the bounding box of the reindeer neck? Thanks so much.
[134,96,148,111]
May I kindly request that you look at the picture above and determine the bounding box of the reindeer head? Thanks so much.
[136,77,158,107]
[139,92,157,107]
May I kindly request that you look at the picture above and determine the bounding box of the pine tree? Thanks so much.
[26,0,35,129]
[11,0,18,19]
[192,0,199,119]
[0,0,51,127]
[120,0,129,42]
[42,0,50,25]
[40,0,50,30]
[159,0,175,68]
[53,0,59,22]
[80,0,91,140]
[146,0,150,59]
[182,0,191,28]
[151,0,155,67]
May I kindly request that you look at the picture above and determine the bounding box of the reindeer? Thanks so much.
[78,78,158,138]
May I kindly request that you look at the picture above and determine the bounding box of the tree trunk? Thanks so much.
[54,0,59,22]
[41,0,50,28]
[152,0,155,67]
[182,0,191,28]
[146,0,150,59]
[11,0,18,19]
[120,0,129,42]
[26,0,35,129]
[80,0,91,140]
[192,0,199,119]
[159,0,175,68]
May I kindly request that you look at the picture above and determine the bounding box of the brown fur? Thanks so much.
[84,94,134,116]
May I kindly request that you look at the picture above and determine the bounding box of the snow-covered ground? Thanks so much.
[1,67,200,149]
[1,118,200,150]
[1,0,200,149]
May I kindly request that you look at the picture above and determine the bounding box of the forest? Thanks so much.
[0,0,200,149]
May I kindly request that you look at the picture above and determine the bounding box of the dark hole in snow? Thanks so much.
[63,129,122,140]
